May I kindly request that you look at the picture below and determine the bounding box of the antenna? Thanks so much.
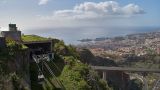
[10,16,14,24]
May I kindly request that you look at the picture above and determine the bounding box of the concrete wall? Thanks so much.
[1,31,21,41]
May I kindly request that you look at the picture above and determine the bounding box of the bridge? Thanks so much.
[91,66,160,90]
[91,66,160,73]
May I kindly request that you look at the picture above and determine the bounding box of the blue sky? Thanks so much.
[0,0,160,44]
[0,0,159,29]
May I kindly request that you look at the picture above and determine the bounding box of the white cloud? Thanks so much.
[35,1,146,29]
[0,26,8,31]
[122,4,145,15]
[40,1,145,20]
[38,0,49,5]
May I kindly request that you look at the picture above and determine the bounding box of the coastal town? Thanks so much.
[78,32,160,58]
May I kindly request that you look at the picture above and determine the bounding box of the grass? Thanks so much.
[22,35,49,42]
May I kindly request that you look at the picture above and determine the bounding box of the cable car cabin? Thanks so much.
[38,72,45,85]
[48,53,54,60]
[32,53,54,63]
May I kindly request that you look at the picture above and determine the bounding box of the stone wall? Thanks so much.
[15,49,31,89]
[1,31,21,41]
[7,49,31,89]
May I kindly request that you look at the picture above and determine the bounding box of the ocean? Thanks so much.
[23,26,160,45]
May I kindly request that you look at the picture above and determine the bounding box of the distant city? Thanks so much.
[78,31,160,57]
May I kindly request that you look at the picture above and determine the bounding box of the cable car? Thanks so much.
[48,53,54,60]
[38,72,45,84]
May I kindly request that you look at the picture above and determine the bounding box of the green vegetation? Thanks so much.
[42,79,56,90]
[48,40,112,90]
[59,62,111,90]
[1,35,112,90]
[78,49,117,66]
[128,79,143,90]
[29,39,111,90]
[22,35,49,42]
[117,53,160,90]
[23,36,112,90]
[121,54,160,69]
[0,73,29,90]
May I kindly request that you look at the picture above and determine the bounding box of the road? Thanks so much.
[91,66,160,73]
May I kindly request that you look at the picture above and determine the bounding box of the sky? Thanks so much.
[0,0,160,44]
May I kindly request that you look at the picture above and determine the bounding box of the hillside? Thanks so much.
[0,35,113,90]
[78,49,117,66]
